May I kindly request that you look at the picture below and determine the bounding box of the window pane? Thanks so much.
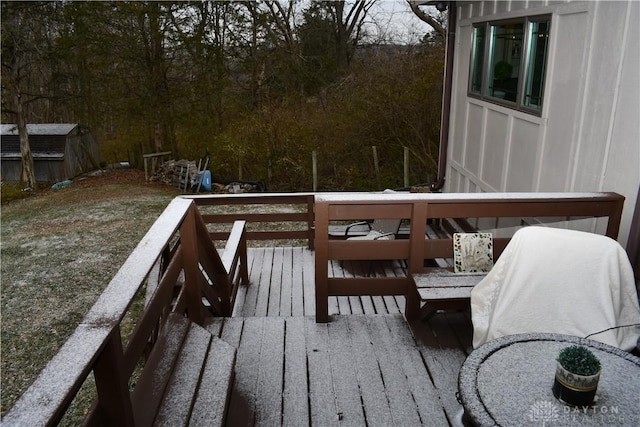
[470,26,485,94]
[523,20,550,110]
[488,22,524,102]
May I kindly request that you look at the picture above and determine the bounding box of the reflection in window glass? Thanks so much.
[524,20,550,110]
[470,26,485,94]
[467,15,551,114]
[488,23,524,102]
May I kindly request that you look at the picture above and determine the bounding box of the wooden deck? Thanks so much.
[215,247,472,426]
[4,192,626,426]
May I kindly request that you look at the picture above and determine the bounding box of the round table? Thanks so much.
[458,333,640,426]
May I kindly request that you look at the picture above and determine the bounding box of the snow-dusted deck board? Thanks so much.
[235,248,263,317]
[302,247,316,316]
[410,312,474,424]
[237,248,409,317]
[254,248,275,316]
[283,317,309,425]
[224,247,473,425]
[211,314,465,427]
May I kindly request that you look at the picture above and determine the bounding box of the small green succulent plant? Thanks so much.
[557,345,601,376]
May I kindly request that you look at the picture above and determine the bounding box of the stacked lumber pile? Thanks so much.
[150,160,198,190]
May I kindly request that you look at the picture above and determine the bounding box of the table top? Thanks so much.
[458,333,640,426]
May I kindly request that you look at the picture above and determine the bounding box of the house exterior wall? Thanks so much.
[446,0,639,247]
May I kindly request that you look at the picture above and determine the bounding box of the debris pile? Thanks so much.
[218,182,266,193]
[150,159,266,193]
[150,160,198,190]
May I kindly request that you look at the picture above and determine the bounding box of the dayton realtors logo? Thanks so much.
[528,400,625,426]
[528,400,560,425]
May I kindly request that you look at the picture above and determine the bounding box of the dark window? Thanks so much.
[469,16,551,114]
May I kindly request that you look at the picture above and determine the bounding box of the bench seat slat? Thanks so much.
[189,338,236,427]
[154,323,212,426]
[418,287,474,300]
[413,270,486,288]
[413,270,486,301]
[132,314,191,426]
[131,314,236,427]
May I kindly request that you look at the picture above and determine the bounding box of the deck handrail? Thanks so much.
[314,191,625,322]
[3,191,627,422]
[185,193,316,249]
[1,198,248,426]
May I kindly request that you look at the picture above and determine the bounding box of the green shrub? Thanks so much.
[1,183,32,205]
[557,345,601,376]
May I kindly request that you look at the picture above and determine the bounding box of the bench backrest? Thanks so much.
[314,192,625,322]
[406,192,625,273]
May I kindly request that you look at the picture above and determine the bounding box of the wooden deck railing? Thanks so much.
[186,193,316,249]
[2,191,628,423]
[314,192,625,322]
[1,198,248,426]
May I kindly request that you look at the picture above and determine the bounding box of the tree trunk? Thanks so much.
[14,90,36,189]
[407,1,446,40]
[330,0,370,71]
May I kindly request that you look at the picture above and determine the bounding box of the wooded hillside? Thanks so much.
[2,1,444,191]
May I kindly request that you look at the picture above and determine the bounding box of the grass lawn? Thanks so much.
[0,169,178,416]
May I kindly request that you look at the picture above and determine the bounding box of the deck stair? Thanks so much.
[131,313,236,426]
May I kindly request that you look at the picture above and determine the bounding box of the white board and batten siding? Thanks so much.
[447,0,639,247]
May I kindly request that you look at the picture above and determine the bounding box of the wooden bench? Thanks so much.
[406,193,625,320]
[314,192,625,323]
[132,313,235,426]
[1,198,248,425]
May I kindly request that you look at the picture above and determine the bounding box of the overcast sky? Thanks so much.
[366,0,435,44]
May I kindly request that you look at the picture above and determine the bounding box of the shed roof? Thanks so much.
[1,124,78,136]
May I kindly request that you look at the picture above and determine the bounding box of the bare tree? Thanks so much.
[326,0,375,70]
[1,2,61,189]
[407,0,446,39]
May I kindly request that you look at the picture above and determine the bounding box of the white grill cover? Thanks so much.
[471,226,640,351]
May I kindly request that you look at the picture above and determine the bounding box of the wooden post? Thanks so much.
[314,200,330,322]
[150,154,163,180]
[180,205,205,325]
[372,146,381,189]
[605,194,625,239]
[306,194,315,250]
[238,158,243,180]
[312,150,318,191]
[404,146,409,188]
[405,202,428,321]
[93,329,135,426]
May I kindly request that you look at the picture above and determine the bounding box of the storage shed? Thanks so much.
[1,123,100,184]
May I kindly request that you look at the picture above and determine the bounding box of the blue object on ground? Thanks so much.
[51,180,73,190]
[197,170,212,192]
